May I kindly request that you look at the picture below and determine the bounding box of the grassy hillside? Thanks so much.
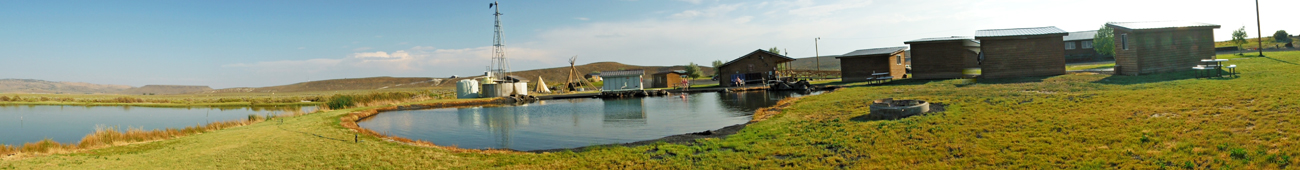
[1215,37,1292,49]
[787,56,841,71]
[215,77,442,93]
[0,79,131,94]
[120,85,214,95]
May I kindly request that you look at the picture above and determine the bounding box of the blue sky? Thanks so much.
[2,0,1296,88]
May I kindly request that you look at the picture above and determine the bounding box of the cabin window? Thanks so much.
[1065,42,1076,50]
[896,55,902,65]
[1121,34,1128,50]
[1082,40,1093,49]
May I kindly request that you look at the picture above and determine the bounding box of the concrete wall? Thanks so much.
[1111,28,1215,75]
[909,42,979,79]
[978,36,1066,79]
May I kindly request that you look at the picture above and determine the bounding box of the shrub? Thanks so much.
[326,95,355,110]
[1230,148,1248,159]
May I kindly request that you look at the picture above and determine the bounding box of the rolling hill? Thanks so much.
[2,62,708,95]
[211,77,443,93]
[787,56,841,71]
[120,85,214,95]
[0,79,132,94]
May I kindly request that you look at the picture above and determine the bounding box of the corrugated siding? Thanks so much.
[602,76,643,91]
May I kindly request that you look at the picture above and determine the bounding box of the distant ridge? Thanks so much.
[786,56,841,71]
[0,79,132,94]
[2,62,708,95]
[120,85,213,95]
[210,77,442,93]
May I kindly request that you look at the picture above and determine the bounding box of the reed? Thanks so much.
[0,115,267,157]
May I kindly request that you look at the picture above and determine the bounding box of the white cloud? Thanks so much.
[670,10,702,18]
[225,46,557,74]
[787,0,874,17]
[732,16,753,24]
[670,3,742,19]
[678,0,703,4]
[575,17,589,21]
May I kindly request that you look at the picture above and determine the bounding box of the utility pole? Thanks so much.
[815,37,820,79]
[1257,0,1264,57]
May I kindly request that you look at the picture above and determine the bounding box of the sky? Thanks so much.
[2,0,1297,88]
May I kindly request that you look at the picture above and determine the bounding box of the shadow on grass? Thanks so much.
[1262,56,1300,66]
[974,75,1052,84]
[1089,70,1212,85]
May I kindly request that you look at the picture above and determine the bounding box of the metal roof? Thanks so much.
[838,46,907,58]
[717,49,797,68]
[1063,30,1097,41]
[904,36,978,44]
[1106,21,1220,30]
[974,26,1067,38]
[652,70,686,75]
[599,70,644,77]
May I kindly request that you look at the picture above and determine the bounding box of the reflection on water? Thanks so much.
[358,91,819,151]
[0,105,315,145]
[602,98,646,127]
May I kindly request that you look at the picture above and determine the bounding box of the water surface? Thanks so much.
[358,91,818,151]
[0,105,315,145]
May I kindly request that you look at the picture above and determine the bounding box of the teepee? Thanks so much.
[535,76,551,93]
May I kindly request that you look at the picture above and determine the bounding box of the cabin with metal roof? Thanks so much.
[1062,30,1109,62]
[905,36,981,79]
[717,49,796,87]
[649,70,686,88]
[974,26,1069,79]
[836,46,908,82]
[599,70,644,92]
[1105,21,1220,75]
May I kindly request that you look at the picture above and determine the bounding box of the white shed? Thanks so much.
[599,70,644,92]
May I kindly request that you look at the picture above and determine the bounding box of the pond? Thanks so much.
[357,91,820,151]
[0,105,315,145]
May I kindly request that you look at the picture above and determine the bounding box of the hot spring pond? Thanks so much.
[358,91,820,151]
[0,105,315,145]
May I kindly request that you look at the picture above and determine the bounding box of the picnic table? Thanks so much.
[1194,59,1230,78]
[869,72,893,84]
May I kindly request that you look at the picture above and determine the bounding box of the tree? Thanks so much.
[1093,25,1115,56]
[1274,30,1292,44]
[767,47,781,55]
[683,62,704,79]
[1232,26,1249,54]
[711,60,723,77]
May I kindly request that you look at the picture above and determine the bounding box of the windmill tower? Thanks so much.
[489,1,510,82]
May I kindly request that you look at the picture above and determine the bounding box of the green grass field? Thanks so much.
[3,52,1300,169]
